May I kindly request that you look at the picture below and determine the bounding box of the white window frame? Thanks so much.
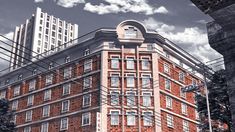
[179,71,185,82]
[141,58,150,70]
[84,59,92,72]
[110,91,120,106]
[63,67,72,79]
[42,105,50,117]
[45,74,53,85]
[110,110,120,126]
[82,94,91,107]
[166,96,172,109]
[126,91,136,106]
[181,103,188,115]
[126,110,136,126]
[110,74,119,87]
[29,79,36,91]
[41,122,49,132]
[183,120,189,132]
[61,100,70,113]
[82,112,91,126]
[126,57,135,70]
[25,110,32,122]
[143,111,153,126]
[62,83,71,95]
[180,87,186,99]
[83,76,92,89]
[126,74,135,88]
[84,49,90,56]
[13,85,20,96]
[24,126,31,132]
[141,74,151,89]
[111,56,120,69]
[167,114,174,128]
[44,89,51,101]
[164,63,170,73]
[27,95,34,106]
[12,100,18,110]
[142,92,152,107]
[0,90,6,99]
[165,78,171,91]
[60,118,68,130]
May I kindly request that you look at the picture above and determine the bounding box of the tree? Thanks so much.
[0,98,15,132]
[196,70,232,132]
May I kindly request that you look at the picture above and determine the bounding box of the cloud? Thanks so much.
[84,0,168,15]
[34,0,44,3]
[142,17,222,63]
[54,0,85,8]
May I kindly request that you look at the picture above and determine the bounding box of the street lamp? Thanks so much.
[181,83,212,132]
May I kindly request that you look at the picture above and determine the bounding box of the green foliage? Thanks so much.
[0,98,15,132]
[197,70,231,132]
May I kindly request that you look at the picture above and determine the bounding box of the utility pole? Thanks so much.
[202,64,213,132]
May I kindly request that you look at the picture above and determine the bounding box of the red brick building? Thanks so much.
[0,20,203,132]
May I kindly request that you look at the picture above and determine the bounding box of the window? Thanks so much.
[37,47,40,53]
[52,25,56,30]
[0,90,6,99]
[142,75,151,88]
[127,92,135,106]
[83,76,92,89]
[46,22,49,28]
[40,20,43,24]
[180,87,186,98]
[110,111,119,125]
[142,58,150,70]
[45,29,49,35]
[143,92,151,107]
[41,122,49,132]
[58,34,62,39]
[39,26,42,31]
[18,74,23,80]
[52,31,55,37]
[183,120,189,132]
[29,80,36,91]
[84,49,90,56]
[42,105,50,117]
[32,69,37,75]
[111,91,119,105]
[44,89,51,101]
[179,71,185,82]
[40,13,43,18]
[12,100,18,110]
[39,33,42,39]
[164,63,170,73]
[181,103,187,115]
[65,56,70,63]
[124,27,137,38]
[165,78,171,91]
[82,112,90,126]
[111,56,119,69]
[24,126,31,132]
[126,74,135,87]
[192,79,197,86]
[63,83,70,95]
[48,62,53,69]
[83,94,91,107]
[60,118,68,130]
[166,96,172,109]
[111,74,119,87]
[51,38,55,44]
[62,100,69,113]
[126,57,134,69]
[84,59,92,72]
[127,111,136,126]
[147,44,153,50]
[45,35,48,42]
[167,114,174,128]
[13,85,20,96]
[27,95,34,106]
[25,110,32,122]
[45,74,53,85]
[63,67,72,79]
[53,18,56,23]
[143,111,153,126]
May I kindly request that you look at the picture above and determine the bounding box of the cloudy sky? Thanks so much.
[0,0,222,72]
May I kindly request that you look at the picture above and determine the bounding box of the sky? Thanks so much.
[0,0,223,72]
